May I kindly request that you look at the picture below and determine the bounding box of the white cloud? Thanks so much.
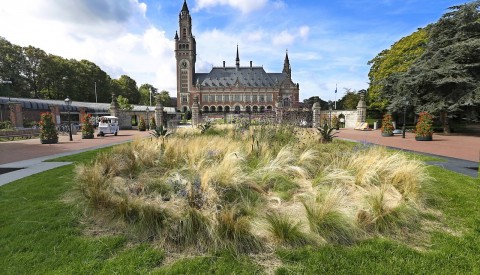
[0,0,177,95]
[194,0,268,14]
[272,26,310,46]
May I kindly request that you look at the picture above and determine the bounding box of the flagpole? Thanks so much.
[334,83,337,110]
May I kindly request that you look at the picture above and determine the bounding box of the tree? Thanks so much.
[113,75,140,104]
[337,88,361,110]
[367,29,428,111]
[117,95,133,111]
[382,1,480,133]
[139,84,155,106]
[23,46,47,98]
[157,90,173,106]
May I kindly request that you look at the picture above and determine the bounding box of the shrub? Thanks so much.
[138,117,146,131]
[317,124,336,143]
[415,112,434,137]
[81,114,95,136]
[39,112,58,140]
[0,120,13,130]
[381,114,394,134]
[149,117,157,130]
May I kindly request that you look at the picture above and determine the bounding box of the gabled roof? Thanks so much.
[195,67,288,88]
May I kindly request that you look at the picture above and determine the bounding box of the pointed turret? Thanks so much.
[174,31,179,40]
[182,0,189,13]
[283,49,291,74]
[235,44,240,69]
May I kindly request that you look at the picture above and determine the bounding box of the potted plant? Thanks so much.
[39,112,58,144]
[381,113,394,137]
[138,116,146,131]
[415,112,434,141]
[81,113,94,139]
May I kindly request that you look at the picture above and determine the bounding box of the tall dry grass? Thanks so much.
[75,125,432,253]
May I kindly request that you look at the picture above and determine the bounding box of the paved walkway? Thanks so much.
[0,130,151,186]
[335,129,479,178]
[0,128,478,186]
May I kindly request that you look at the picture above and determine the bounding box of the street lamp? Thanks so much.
[64,96,73,141]
[1,80,13,101]
[329,105,332,127]
[146,107,150,130]
[402,97,409,139]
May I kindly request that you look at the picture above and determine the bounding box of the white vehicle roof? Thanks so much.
[99,116,118,119]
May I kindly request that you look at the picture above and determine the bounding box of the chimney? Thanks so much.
[250,61,252,68]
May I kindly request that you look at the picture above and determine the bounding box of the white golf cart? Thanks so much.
[97,116,119,136]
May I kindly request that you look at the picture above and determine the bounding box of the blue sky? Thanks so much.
[0,0,466,101]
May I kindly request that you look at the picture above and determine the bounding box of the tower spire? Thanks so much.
[283,49,291,75]
[236,44,240,68]
[182,0,189,12]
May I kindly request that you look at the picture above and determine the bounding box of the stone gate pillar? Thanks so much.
[312,102,321,127]
[155,95,164,128]
[356,94,367,123]
[109,92,119,117]
[9,102,23,128]
[191,96,200,126]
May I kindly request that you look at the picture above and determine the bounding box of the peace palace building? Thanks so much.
[175,0,300,113]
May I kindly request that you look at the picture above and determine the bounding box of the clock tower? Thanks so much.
[175,0,196,111]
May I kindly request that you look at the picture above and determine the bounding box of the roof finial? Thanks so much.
[236,44,240,68]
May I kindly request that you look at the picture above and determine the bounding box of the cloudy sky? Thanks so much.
[0,0,465,101]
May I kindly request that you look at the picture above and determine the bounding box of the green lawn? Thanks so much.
[0,147,479,274]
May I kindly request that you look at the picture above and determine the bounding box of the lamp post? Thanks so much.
[64,96,73,141]
[402,97,409,139]
[1,80,13,101]
[146,107,150,130]
[329,105,332,127]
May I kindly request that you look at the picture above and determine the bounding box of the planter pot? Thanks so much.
[415,135,432,141]
[40,138,58,144]
[381,132,394,137]
[82,133,94,139]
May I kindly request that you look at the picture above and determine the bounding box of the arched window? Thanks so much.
[260,106,265,113]
[225,106,230,113]
[266,106,273,111]
[283,98,290,107]
[253,106,258,113]
[234,106,241,114]
[203,106,209,112]
[217,106,223,112]
[210,106,216,112]
[246,106,251,113]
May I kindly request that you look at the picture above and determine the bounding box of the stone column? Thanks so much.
[356,94,367,123]
[109,92,119,117]
[312,102,321,128]
[191,96,200,126]
[155,95,164,128]
[9,102,23,128]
